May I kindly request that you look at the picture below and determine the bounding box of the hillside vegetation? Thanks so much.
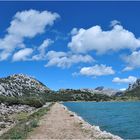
[0,95,46,108]
[0,74,140,108]
[112,79,140,101]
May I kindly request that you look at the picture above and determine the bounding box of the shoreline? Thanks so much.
[61,103,123,140]
[61,100,140,103]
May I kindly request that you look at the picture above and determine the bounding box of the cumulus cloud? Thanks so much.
[68,25,140,54]
[0,9,59,60]
[79,64,115,77]
[7,10,59,38]
[123,50,140,70]
[112,76,137,84]
[32,39,53,60]
[45,51,94,68]
[13,48,33,61]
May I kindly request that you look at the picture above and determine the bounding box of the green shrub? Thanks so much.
[0,95,46,108]
[21,97,45,108]
[30,119,38,128]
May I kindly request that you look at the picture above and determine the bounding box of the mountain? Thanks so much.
[0,73,139,104]
[125,79,140,98]
[80,87,122,96]
[127,79,140,91]
[0,74,50,96]
[57,89,112,101]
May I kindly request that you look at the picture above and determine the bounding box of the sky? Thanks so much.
[0,1,140,90]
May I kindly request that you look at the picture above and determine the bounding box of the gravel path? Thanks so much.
[27,103,122,140]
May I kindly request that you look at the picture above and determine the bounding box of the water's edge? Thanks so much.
[61,103,123,140]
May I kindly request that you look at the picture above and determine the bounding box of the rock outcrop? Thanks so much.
[0,74,50,96]
[127,79,140,91]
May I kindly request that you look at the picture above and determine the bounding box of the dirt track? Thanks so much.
[27,103,122,140]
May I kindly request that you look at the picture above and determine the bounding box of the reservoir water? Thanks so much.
[63,101,140,139]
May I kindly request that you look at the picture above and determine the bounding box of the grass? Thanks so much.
[15,112,29,122]
[0,103,53,140]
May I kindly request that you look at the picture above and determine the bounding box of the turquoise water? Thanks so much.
[63,102,140,139]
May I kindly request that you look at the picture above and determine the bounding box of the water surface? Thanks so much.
[63,101,140,139]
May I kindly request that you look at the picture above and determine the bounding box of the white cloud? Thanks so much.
[0,35,24,60]
[68,25,140,54]
[119,88,126,91]
[13,48,33,61]
[70,28,78,35]
[79,64,115,77]
[112,76,137,84]
[7,9,59,38]
[122,66,134,72]
[32,39,53,60]
[123,50,140,70]
[45,51,94,68]
[0,9,59,60]
[72,72,80,77]
[110,20,121,27]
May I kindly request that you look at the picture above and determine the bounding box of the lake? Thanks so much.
[63,101,140,139]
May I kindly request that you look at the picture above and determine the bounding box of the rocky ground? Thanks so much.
[0,103,35,134]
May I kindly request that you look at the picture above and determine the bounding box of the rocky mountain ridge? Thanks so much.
[123,78,140,98]
[127,79,140,91]
[80,86,122,96]
[0,74,50,96]
[0,73,139,99]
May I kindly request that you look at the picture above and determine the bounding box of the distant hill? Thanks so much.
[0,73,139,108]
[124,79,140,98]
[57,89,112,101]
[0,74,50,97]
[80,86,123,96]
[0,74,115,107]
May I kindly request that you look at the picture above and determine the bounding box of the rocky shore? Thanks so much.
[0,103,35,135]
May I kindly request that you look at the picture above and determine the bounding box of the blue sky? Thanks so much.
[0,1,140,90]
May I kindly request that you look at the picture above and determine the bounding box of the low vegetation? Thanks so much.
[114,96,140,101]
[41,89,113,102]
[1,86,140,109]
[124,87,140,98]
[1,74,140,109]
[0,103,53,139]
[0,95,45,108]
[0,89,113,108]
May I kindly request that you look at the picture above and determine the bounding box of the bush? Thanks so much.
[30,119,38,128]
[0,95,46,108]
[21,97,46,108]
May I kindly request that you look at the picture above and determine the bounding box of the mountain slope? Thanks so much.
[0,74,50,96]
[80,86,122,96]
[124,79,140,98]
